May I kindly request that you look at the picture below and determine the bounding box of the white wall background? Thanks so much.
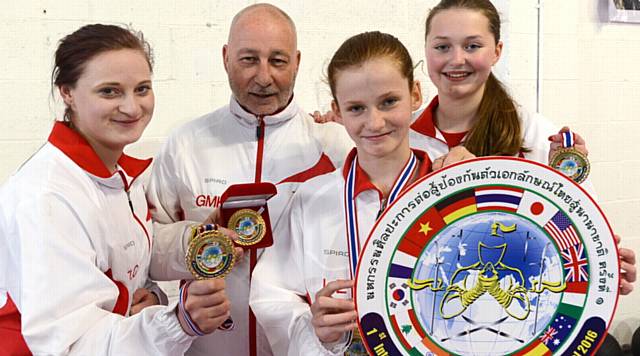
[1,0,639,347]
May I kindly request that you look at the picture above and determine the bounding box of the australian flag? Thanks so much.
[561,244,589,282]
[544,313,577,352]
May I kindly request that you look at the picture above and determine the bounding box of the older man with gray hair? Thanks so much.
[146,3,352,356]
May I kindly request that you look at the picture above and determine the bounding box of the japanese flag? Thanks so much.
[516,190,558,227]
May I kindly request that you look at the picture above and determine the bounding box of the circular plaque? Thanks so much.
[186,229,235,279]
[550,148,590,184]
[355,157,618,356]
[228,208,266,246]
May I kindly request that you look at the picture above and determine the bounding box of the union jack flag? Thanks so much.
[539,326,558,345]
[561,244,588,282]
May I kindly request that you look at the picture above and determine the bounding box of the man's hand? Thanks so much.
[432,146,476,171]
[129,288,160,315]
[310,279,357,344]
[202,209,244,262]
[219,225,245,263]
[310,110,342,125]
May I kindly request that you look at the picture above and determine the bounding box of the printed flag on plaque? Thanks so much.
[545,211,580,251]
[474,186,523,212]
[561,244,589,282]
[435,189,477,224]
[516,190,559,227]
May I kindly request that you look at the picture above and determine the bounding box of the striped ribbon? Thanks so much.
[344,151,417,279]
[561,131,575,148]
[342,151,417,351]
[178,281,205,336]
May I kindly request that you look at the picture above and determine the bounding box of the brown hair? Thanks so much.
[425,0,526,156]
[327,31,414,106]
[52,24,153,121]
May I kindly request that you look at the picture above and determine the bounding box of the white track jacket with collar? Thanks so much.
[250,149,432,356]
[409,96,596,195]
[0,121,195,356]
[146,97,353,356]
[409,96,555,163]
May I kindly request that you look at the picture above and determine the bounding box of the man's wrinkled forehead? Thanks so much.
[227,4,297,47]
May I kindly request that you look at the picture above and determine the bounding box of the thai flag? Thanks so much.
[544,211,580,250]
[475,186,523,212]
[561,244,589,282]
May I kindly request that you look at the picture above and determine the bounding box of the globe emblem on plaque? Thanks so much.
[357,159,618,356]
[410,212,568,355]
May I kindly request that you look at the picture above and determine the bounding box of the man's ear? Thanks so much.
[295,50,301,73]
[222,44,230,73]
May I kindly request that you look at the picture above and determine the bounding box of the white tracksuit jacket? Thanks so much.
[250,149,431,356]
[0,122,195,356]
[409,96,555,163]
[146,97,353,356]
[409,96,596,195]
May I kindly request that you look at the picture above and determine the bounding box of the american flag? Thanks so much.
[539,326,558,345]
[561,244,589,282]
[544,211,580,250]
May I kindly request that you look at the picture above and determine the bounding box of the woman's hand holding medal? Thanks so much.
[176,208,247,336]
[549,128,637,296]
[548,127,590,183]
[177,278,231,335]
[616,234,637,295]
[310,279,358,344]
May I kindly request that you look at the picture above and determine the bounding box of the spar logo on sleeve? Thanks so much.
[355,157,619,356]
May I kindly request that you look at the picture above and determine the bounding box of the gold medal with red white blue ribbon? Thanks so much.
[550,131,590,184]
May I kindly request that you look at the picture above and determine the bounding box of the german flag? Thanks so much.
[435,188,477,224]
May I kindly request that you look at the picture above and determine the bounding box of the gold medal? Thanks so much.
[227,208,266,246]
[186,225,235,279]
[550,130,590,184]
[345,329,368,356]
[550,147,590,184]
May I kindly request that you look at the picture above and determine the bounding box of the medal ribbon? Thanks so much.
[344,151,417,279]
[342,152,416,352]
[561,131,575,148]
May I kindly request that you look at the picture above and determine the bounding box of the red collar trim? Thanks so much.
[440,130,468,147]
[341,148,432,198]
[411,96,439,138]
[414,149,432,178]
[48,121,151,179]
